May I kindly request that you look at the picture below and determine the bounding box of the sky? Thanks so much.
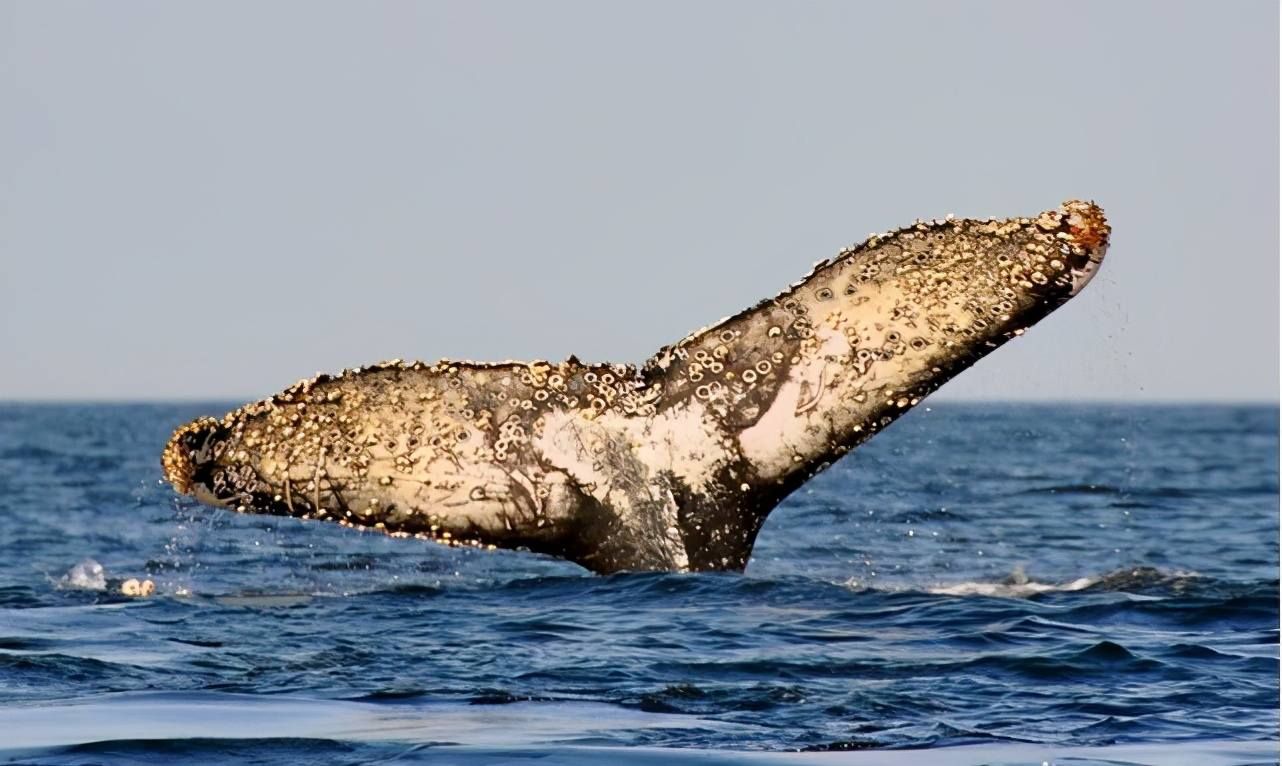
[0,1,1277,402]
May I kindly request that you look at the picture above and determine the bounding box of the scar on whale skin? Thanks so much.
[162,200,1110,574]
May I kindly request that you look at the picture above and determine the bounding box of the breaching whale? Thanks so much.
[163,200,1109,574]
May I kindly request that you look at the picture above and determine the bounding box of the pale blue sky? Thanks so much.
[1,1,1276,401]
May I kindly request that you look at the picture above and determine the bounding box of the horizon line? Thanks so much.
[1,396,1277,407]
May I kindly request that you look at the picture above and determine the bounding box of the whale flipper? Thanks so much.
[163,200,1110,573]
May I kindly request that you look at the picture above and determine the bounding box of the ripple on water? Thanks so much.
[0,403,1276,758]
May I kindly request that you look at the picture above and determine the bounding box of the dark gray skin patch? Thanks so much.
[162,201,1109,574]
[666,463,774,572]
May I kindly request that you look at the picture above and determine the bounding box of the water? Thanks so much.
[0,403,1277,765]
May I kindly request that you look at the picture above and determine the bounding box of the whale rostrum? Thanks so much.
[163,200,1110,574]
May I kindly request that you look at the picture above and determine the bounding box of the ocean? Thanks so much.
[0,402,1276,765]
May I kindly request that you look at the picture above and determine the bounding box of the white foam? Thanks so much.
[927,576,1096,598]
[58,558,107,591]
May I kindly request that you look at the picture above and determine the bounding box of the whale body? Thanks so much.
[162,200,1110,573]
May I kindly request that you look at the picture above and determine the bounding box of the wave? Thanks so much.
[1017,483,1279,499]
[920,566,1224,598]
[33,559,1273,606]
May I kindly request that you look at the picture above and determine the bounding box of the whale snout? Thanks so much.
[161,416,225,500]
[1056,200,1110,295]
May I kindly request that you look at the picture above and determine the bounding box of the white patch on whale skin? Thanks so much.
[633,400,732,495]
[533,402,729,571]
[737,330,848,480]
[737,277,979,483]
[534,402,728,497]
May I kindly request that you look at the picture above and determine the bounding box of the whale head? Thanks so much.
[832,198,1111,398]
[1057,199,1111,296]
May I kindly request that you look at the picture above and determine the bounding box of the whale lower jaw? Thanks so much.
[1069,257,1105,296]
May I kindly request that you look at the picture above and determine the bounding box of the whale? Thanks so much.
[162,200,1110,574]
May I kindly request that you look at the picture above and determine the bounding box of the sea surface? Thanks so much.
[0,403,1276,765]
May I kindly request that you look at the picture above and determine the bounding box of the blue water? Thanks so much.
[0,403,1277,765]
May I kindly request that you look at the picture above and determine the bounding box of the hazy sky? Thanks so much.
[1,1,1277,401]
